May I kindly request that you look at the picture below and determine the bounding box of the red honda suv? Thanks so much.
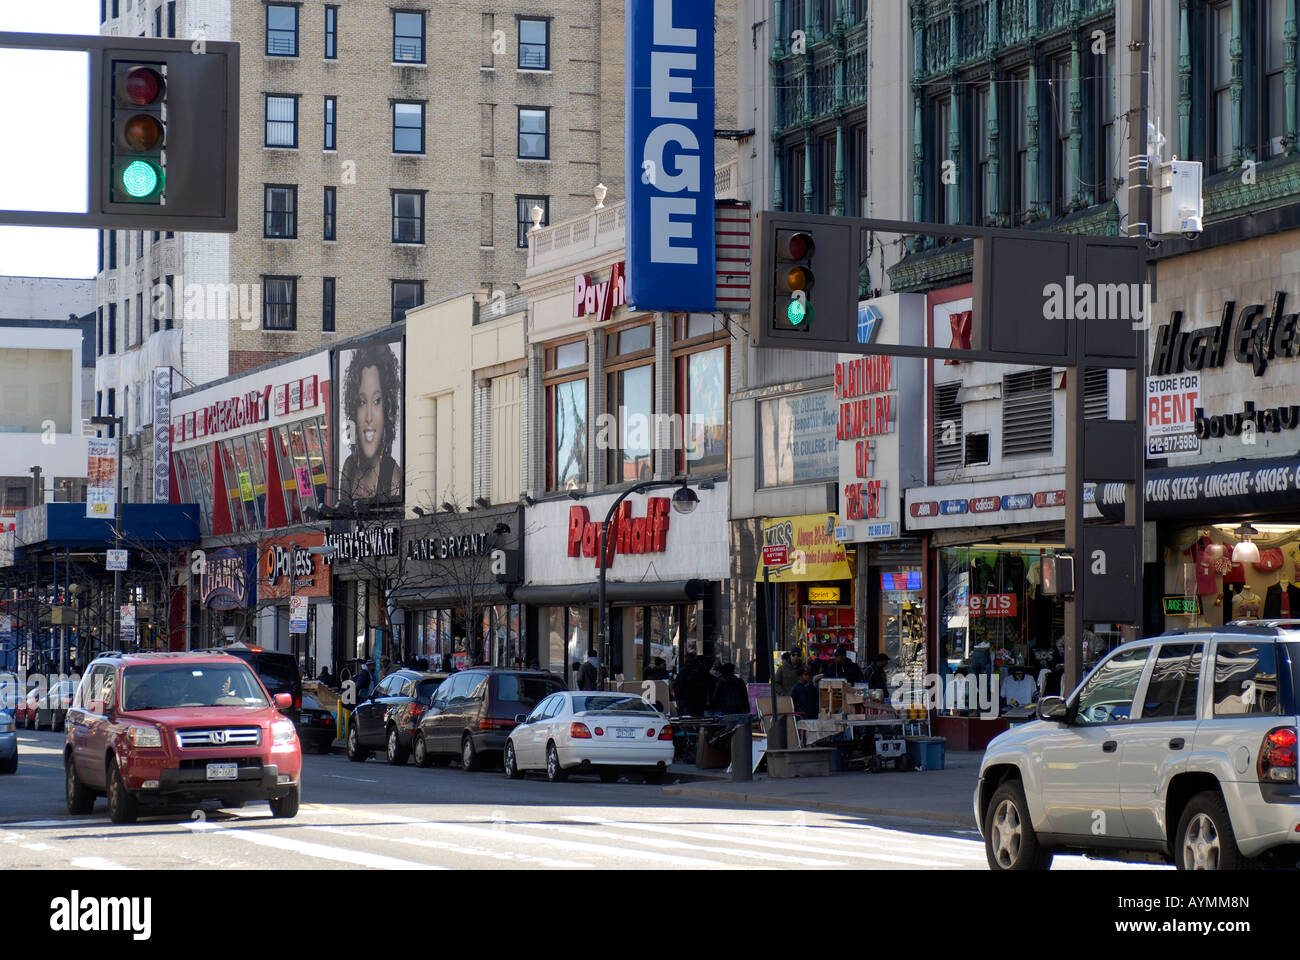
[64,651,303,823]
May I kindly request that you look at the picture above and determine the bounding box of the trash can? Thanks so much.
[905,736,946,771]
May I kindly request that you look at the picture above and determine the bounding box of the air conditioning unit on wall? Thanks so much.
[1153,159,1204,239]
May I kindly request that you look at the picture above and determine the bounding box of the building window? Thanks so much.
[1084,367,1109,420]
[166,0,175,37]
[96,306,103,356]
[1002,367,1053,457]
[544,339,588,492]
[164,274,174,329]
[391,280,423,323]
[1092,41,1117,202]
[928,96,951,223]
[392,191,424,243]
[150,284,159,333]
[107,302,117,354]
[480,192,493,247]
[480,103,495,157]
[265,95,298,147]
[518,107,549,158]
[1050,56,1075,216]
[322,277,335,332]
[107,229,117,269]
[1008,72,1030,222]
[323,186,336,240]
[137,230,144,258]
[153,4,160,36]
[934,382,963,470]
[136,292,143,342]
[393,101,424,153]
[516,194,547,247]
[124,298,131,347]
[672,315,729,474]
[323,96,336,150]
[1210,1,1234,170]
[518,17,549,69]
[973,85,990,224]
[264,185,298,238]
[393,10,425,63]
[266,3,298,56]
[606,323,654,483]
[324,5,337,59]
[1263,0,1288,157]
[262,276,297,330]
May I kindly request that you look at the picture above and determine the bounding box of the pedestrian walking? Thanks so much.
[791,668,819,720]
[578,650,599,690]
[712,663,750,715]
[773,650,801,697]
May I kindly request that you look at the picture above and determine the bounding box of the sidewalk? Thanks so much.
[661,751,983,828]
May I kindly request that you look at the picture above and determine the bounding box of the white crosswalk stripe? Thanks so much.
[557,816,846,866]
[302,823,595,870]
[722,819,988,862]
[188,818,444,870]
[70,856,134,870]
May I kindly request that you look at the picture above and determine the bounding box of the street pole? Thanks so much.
[289,541,297,662]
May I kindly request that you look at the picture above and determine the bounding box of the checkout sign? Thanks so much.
[624,0,716,312]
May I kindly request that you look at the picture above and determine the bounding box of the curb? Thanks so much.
[660,784,979,828]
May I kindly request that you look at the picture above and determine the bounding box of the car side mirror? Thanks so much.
[514,713,528,724]
[274,692,293,711]
[88,699,105,716]
[1035,696,1069,723]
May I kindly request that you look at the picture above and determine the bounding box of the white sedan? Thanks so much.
[504,691,674,784]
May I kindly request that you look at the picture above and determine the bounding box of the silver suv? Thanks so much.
[976,622,1300,870]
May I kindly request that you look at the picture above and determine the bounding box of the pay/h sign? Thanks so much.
[762,544,789,567]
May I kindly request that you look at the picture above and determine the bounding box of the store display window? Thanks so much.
[1164,523,1300,631]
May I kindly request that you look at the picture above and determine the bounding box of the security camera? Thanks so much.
[1146,238,1161,250]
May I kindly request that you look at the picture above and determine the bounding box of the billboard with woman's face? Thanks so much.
[336,339,404,505]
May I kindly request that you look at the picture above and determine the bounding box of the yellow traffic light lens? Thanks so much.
[786,266,811,291]
[121,160,162,198]
[122,114,163,151]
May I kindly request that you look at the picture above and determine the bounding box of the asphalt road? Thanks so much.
[0,729,1165,870]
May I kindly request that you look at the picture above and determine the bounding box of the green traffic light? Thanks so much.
[788,299,806,325]
[121,160,162,198]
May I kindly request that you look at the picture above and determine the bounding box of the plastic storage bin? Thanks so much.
[905,736,946,771]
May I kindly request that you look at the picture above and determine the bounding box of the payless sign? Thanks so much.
[624,0,716,312]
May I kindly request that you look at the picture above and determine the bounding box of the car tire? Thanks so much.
[598,770,619,783]
[66,755,93,812]
[642,768,666,785]
[316,741,334,755]
[0,753,16,776]
[346,724,368,763]
[504,741,523,780]
[386,726,409,765]
[106,758,139,825]
[461,735,479,772]
[53,713,65,733]
[269,784,300,819]
[984,780,1052,870]
[545,742,567,783]
[413,733,433,768]
[1175,790,1244,871]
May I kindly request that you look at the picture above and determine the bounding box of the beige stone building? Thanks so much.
[95,0,736,501]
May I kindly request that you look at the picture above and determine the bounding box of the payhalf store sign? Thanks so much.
[1148,292,1300,446]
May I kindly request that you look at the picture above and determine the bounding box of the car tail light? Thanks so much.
[1259,726,1298,783]
[658,724,673,741]
[646,727,655,737]
[410,703,425,719]
[294,696,302,710]
[594,727,605,737]
[479,718,516,731]
[571,722,592,739]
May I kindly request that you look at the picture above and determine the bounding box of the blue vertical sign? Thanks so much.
[625,0,716,312]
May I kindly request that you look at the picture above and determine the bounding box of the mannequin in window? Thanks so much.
[1264,577,1300,619]
[1233,585,1262,620]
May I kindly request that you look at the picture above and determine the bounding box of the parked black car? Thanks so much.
[297,692,338,754]
[346,669,447,764]
[221,643,302,710]
[412,669,566,771]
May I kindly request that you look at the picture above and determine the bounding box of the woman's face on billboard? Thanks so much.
[356,364,383,460]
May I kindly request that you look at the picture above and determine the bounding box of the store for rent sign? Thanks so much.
[834,294,924,540]
[1146,373,1200,455]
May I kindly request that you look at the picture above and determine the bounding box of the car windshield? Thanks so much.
[571,695,657,714]
[252,658,297,693]
[416,679,443,704]
[302,693,323,711]
[120,664,270,711]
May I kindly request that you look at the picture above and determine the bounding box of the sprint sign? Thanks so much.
[624,0,716,312]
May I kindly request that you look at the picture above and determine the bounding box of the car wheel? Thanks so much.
[545,742,567,783]
[53,713,65,733]
[413,733,432,768]
[598,770,619,783]
[984,781,1051,870]
[65,755,93,812]
[504,741,523,780]
[106,759,139,825]
[386,726,409,765]
[346,724,368,763]
[1175,791,1243,870]
[269,784,300,819]
[642,768,666,785]
[461,735,479,772]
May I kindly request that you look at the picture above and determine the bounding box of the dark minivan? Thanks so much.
[413,669,566,771]
[221,644,302,711]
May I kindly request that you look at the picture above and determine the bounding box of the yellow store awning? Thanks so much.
[756,514,851,582]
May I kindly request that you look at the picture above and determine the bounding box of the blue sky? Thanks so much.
[0,2,100,279]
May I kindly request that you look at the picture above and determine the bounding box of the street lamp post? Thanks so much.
[595,477,720,688]
[90,415,125,650]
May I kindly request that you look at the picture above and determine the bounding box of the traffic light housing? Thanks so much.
[751,211,861,350]
[0,33,239,232]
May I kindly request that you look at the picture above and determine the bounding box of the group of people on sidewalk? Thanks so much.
[770,647,890,722]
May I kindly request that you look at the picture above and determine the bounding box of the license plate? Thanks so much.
[615,728,636,739]
[206,763,238,781]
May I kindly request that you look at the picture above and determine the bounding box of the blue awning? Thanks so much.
[12,502,201,555]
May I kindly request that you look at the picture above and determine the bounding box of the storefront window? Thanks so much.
[545,339,587,492]
[757,389,837,487]
[304,418,329,506]
[219,440,248,531]
[287,423,316,513]
[878,566,925,692]
[189,447,213,533]
[606,322,654,484]
[229,435,259,527]
[543,606,565,676]
[273,425,302,523]
[243,433,268,526]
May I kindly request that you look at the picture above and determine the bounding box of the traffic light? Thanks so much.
[775,229,816,329]
[0,33,239,232]
[111,62,166,203]
[751,211,861,350]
